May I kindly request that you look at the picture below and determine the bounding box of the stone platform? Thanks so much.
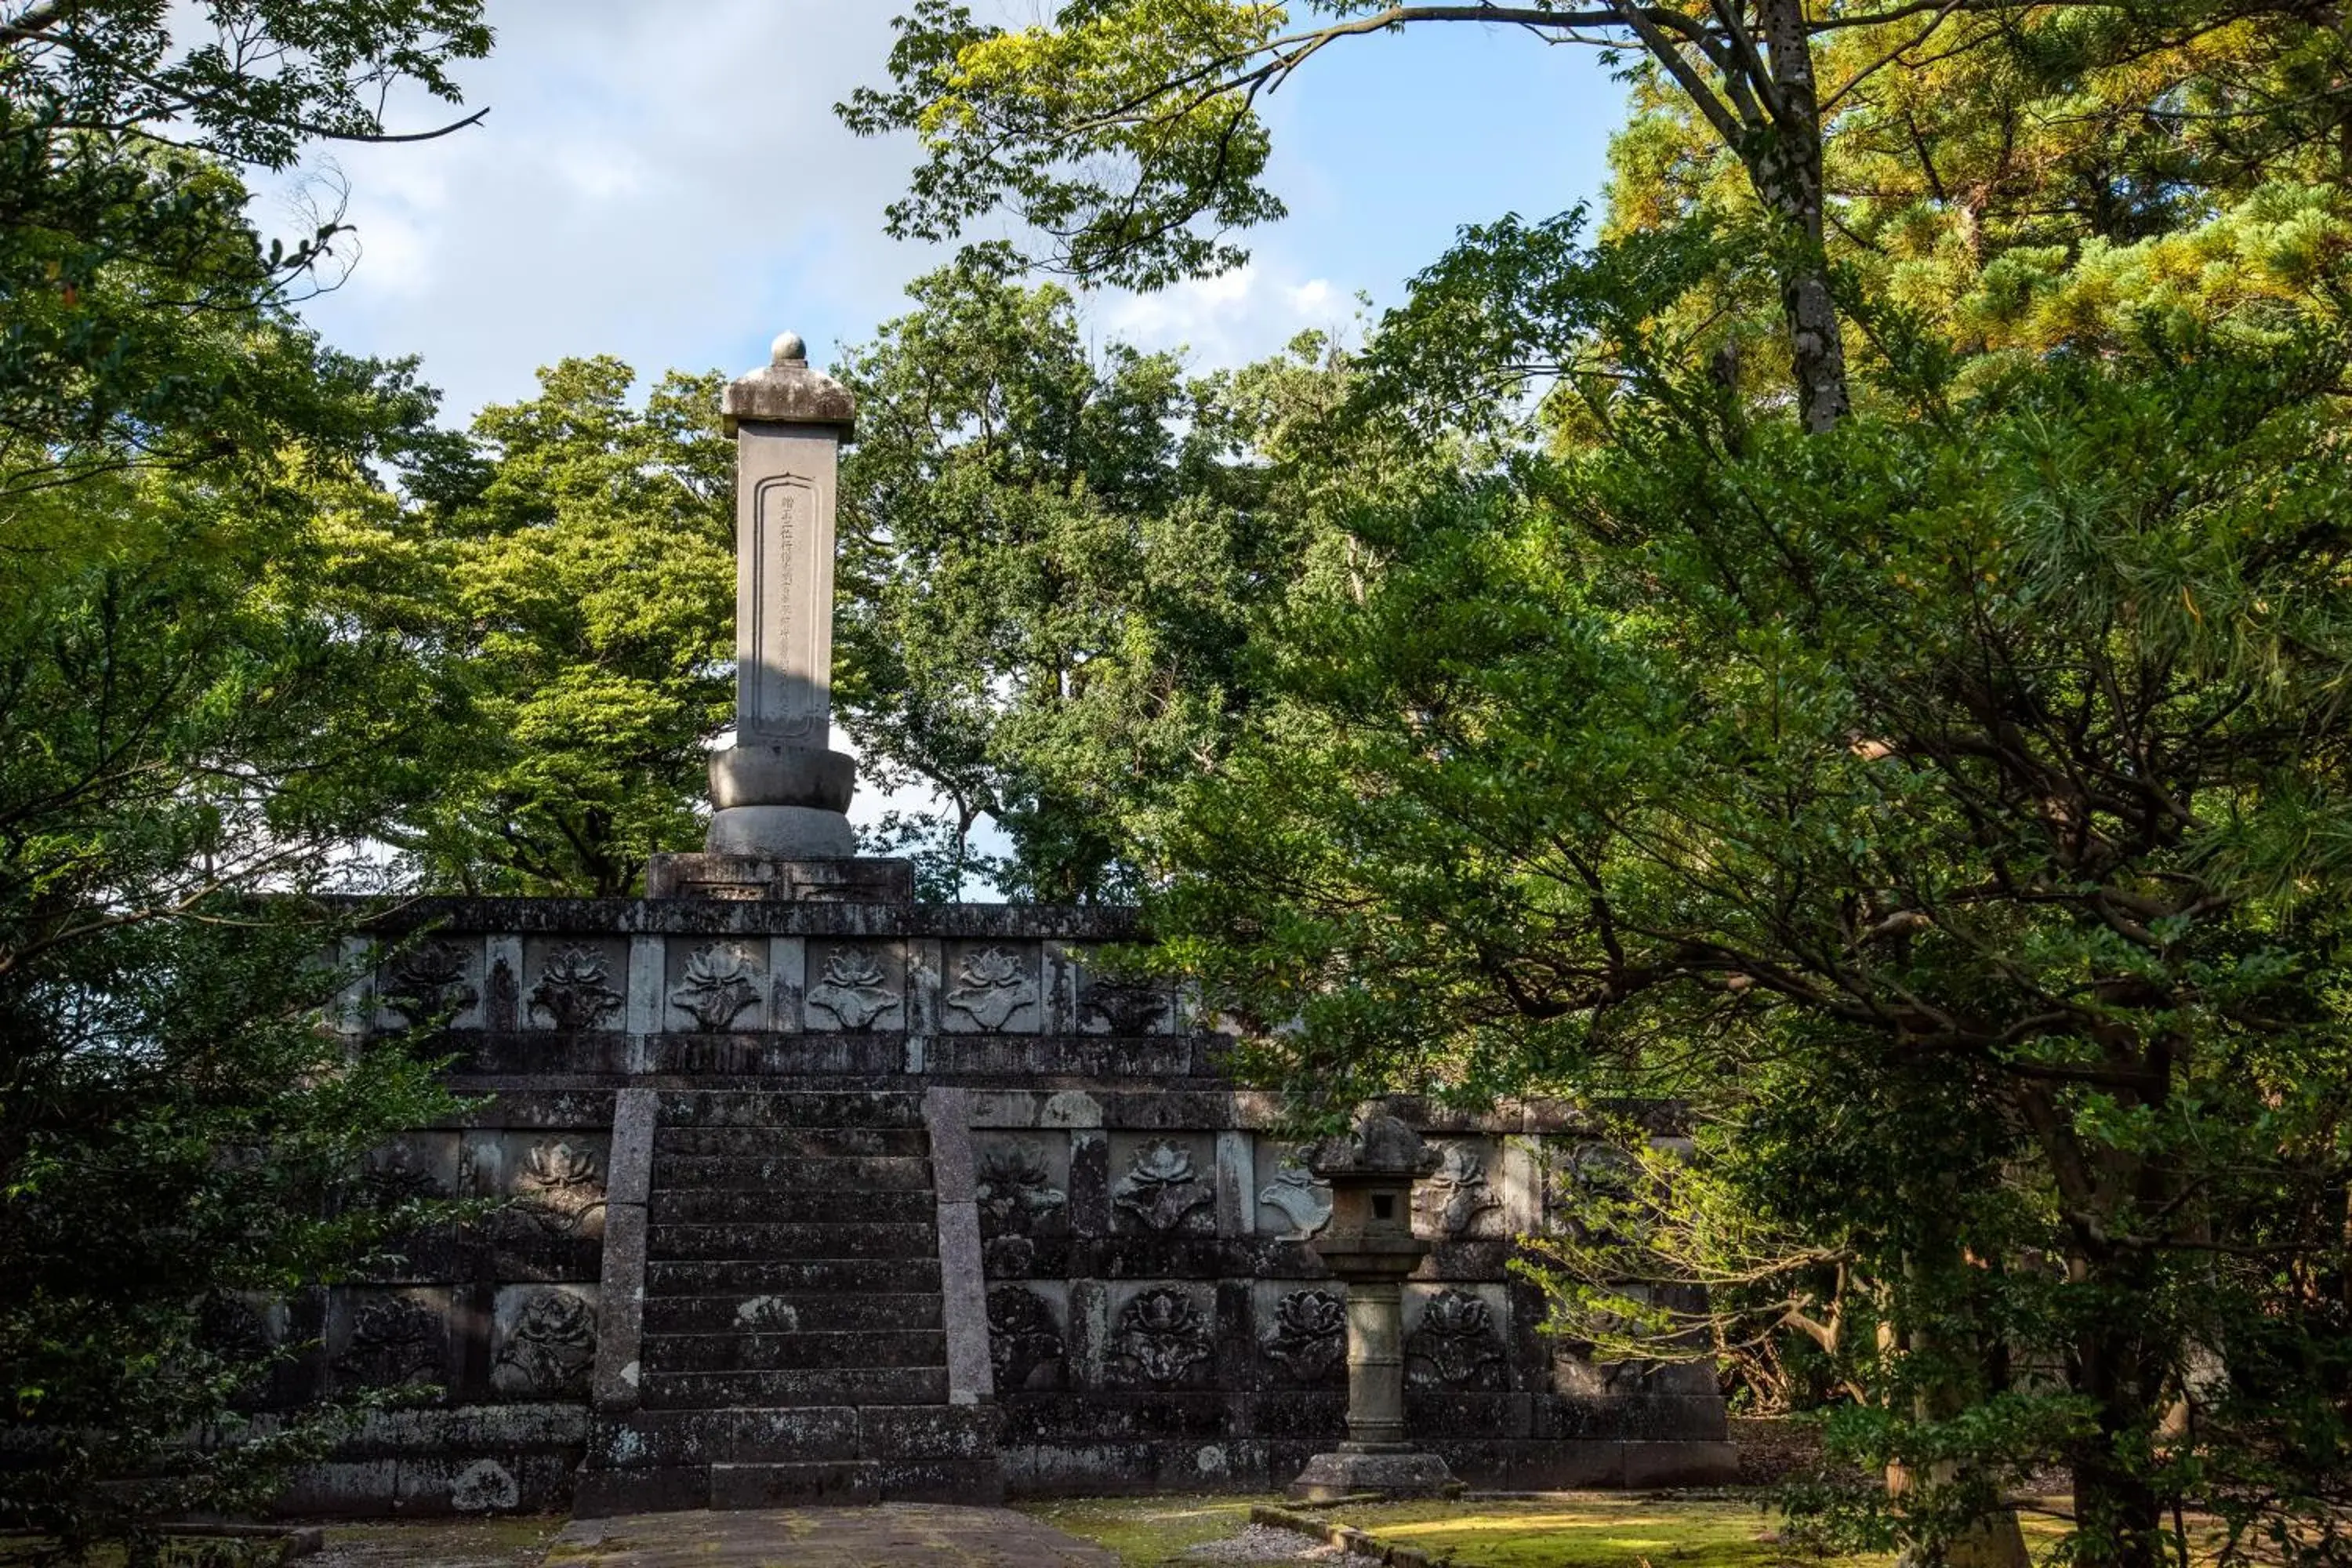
[263,869,1733,1515]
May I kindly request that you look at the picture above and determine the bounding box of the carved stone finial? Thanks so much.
[771,329,808,365]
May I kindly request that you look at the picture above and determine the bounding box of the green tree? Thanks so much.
[1151,226,2352,1565]
[397,358,736,897]
[1,2,492,1548]
[834,252,1359,901]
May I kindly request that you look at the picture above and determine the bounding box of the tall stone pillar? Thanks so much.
[706,332,859,859]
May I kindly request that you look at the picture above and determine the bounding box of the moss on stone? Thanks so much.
[1336,1495,1893,1568]
[1013,1494,1267,1566]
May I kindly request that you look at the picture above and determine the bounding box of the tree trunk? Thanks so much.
[1748,0,1851,433]
[2067,1255,2171,1568]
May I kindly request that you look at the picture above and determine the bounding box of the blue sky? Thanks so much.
[274,3,1629,423]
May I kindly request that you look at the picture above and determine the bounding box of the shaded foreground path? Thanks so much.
[550,1504,1120,1567]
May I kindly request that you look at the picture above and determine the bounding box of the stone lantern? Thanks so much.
[1287,1112,1461,1501]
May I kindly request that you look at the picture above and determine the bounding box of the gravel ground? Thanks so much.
[1175,1523,1381,1565]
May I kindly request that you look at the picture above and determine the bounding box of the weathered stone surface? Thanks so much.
[637,1367,951,1410]
[641,1292,941,1336]
[648,1221,938,1261]
[1287,1446,1459,1502]
[652,1331,947,1372]
[652,1151,933,1187]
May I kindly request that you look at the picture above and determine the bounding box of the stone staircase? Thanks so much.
[575,1090,1000,1513]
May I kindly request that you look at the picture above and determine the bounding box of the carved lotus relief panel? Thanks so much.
[803,942,906,1033]
[1109,1134,1218,1236]
[523,939,626,1031]
[941,942,1041,1033]
[1108,1284,1215,1388]
[1413,1139,1506,1240]
[974,1134,1069,1240]
[489,1286,597,1399]
[378,938,481,1029]
[1258,1287,1347,1385]
[986,1284,1067,1392]
[332,1290,449,1392]
[1404,1286,1509,1391]
[1073,951,1173,1035]
[1544,1139,1642,1243]
[664,940,766,1032]
[357,1134,458,1211]
[463,1132,609,1241]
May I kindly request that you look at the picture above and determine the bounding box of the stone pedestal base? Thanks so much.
[645,854,912,902]
[1287,1444,1461,1503]
[702,742,857,858]
[706,804,856,858]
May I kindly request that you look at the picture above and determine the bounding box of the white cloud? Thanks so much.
[1098,262,1356,369]
[267,1,942,421]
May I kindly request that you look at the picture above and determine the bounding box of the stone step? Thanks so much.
[653,1126,930,1160]
[645,1258,942,1295]
[708,1458,1003,1509]
[644,1330,948,1373]
[655,1132,936,1169]
[590,1405,858,1469]
[590,1403,995,1473]
[648,1221,938,1261]
[637,1366,951,1410]
[652,1151,935,1189]
[658,1091,925,1129]
[649,1188,937,1225]
[641,1292,944,1336]
[573,1456,1005,1517]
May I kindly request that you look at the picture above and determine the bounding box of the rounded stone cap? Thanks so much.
[1308,1112,1439,1180]
[723,328,855,438]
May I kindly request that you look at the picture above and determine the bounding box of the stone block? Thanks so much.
[1405,1391,1533,1439]
[651,1187,935,1225]
[649,1327,946,1370]
[461,1129,610,1242]
[1287,1447,1458,1502]
[571,1465,710,1518]
[636,1366,950,1410]
[971,1131,1068,1240]
[939,940,1044,1034]
[519,938,628,1032]
[984,1281,1068,1393]
[1243,1391,1348,1440]
[1624,1439,1741,1487]
[1102,1280,1218,1392]
[592,1406,858,1468]
[272,1460,399,1516]
[859,1404,1000,1461]
[648,1220,938,1261]
[1106,1133,1218,1239]
[1253,1139,1333,1242]
[644,1257,941,1295]
[803,940,909,1033]
[1402,1283,1512,1395]
[641,1290,940,1337]
[999,1392,1233,1443]
[659,937,769,1033]
[707,1460,879,1508]
[328,1287,454,1400]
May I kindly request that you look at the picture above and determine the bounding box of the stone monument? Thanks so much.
[705,331,859,860]
[277,325,1738,1519]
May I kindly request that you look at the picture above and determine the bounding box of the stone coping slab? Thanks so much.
[550,1504,1117,1566]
